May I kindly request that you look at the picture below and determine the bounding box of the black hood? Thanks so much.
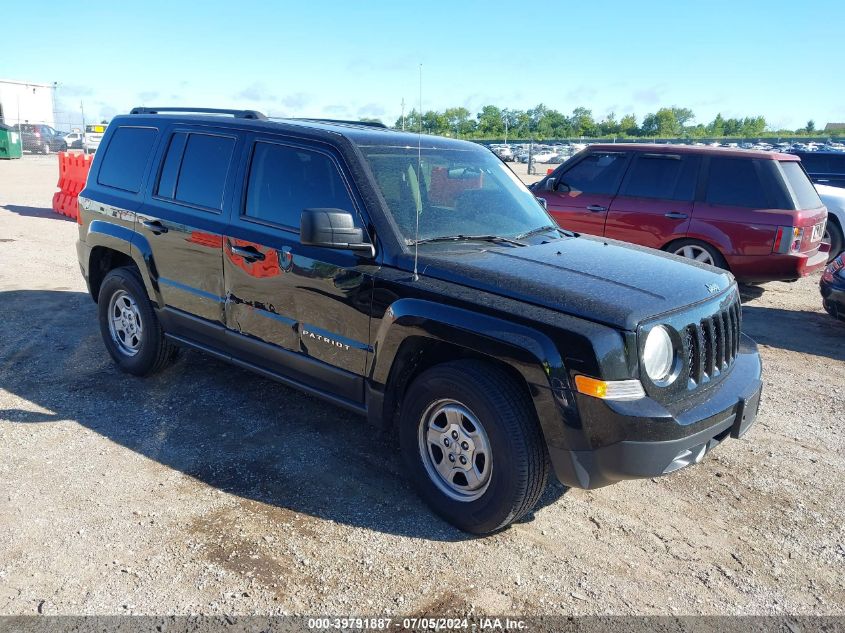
[418,235,734,330]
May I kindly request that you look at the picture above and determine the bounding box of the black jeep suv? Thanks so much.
[77,107,762,534]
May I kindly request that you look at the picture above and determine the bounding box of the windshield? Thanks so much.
[360,145,554,243]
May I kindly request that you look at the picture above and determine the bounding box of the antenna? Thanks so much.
[413,64,422,282]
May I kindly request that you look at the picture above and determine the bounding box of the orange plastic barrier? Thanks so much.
[52,152,93,221]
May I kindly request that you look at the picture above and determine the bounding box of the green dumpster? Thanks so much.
[0,122,23,159]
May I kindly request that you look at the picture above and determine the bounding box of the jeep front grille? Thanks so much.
[685,296,742,386]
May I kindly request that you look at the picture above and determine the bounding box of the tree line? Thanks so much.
[385,105,826,140]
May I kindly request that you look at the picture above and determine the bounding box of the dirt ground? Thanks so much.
[0,155,843,617]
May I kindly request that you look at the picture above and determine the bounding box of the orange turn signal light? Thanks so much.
[574,375,646,401]
[574,375,608,398]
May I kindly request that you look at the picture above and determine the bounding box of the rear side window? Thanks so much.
[97,126,158,193]
[620,153,700,201]
[156,132,235,211]
[244,142,356,229]
[779,161,823,210]
[705,158,768,208]
[560,152,628,195]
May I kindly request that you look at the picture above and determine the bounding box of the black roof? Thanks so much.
[789,150,845,156]
[123,107,473,150]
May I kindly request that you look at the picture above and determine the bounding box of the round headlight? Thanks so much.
[643,326,674,383]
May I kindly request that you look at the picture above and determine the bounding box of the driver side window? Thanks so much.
[560,152,628,195]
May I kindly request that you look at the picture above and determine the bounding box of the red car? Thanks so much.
[532,144,828,282]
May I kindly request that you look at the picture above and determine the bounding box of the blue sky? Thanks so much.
[3,0,843,130]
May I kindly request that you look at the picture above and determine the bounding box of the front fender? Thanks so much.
[370,298,578,449]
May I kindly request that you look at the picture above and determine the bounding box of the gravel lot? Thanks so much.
[0,155,843,617]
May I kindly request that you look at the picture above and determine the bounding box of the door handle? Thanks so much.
[664,212,689,219]
[229,243,266,262]
[586,204,607,212]
[141,219,168,234]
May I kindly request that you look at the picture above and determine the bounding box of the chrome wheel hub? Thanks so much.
[418,400,492,502]
[675,244,714,265]
[108,290,143,356]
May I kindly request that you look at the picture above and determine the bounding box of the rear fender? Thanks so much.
[86,220,162,307]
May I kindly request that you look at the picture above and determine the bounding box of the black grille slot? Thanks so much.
[685,295,742,387]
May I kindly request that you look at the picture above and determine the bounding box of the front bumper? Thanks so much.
[548,334,762,489]
[727,248,827,283]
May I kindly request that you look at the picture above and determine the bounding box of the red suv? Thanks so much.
[532,144,828,282]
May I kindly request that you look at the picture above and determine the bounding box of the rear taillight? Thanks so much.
[773,226,804,254]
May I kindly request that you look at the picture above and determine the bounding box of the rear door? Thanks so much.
[605,151,700,249]
[139,126,240,335]
[221,134,373,404]
[691,157,776,257]
[541,150,629,235]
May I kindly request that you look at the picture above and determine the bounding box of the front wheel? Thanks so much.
[97,267,178,376]
[399,360,549,534]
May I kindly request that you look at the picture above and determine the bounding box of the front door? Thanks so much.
[542,150,630,235]
[222,135,374,405]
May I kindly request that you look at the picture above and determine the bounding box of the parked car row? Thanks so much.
[12,122,107,154]
[491,143,585,164]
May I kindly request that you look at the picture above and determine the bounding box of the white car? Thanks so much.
[63,131,84,149]
[816,183,845,261]
[83,123,108,152]
[532,150,558,163]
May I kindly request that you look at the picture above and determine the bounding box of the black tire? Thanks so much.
[824,219,843,263]
[97,266,178,376]
[399,359,549,534]
[665,238,728,270]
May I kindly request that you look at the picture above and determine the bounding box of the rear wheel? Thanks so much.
[667,239,728,270]
[97,266,178,376]
[399,360,549,534]
[823,220,843,263]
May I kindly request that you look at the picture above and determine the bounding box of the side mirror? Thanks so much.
[300,208,374,256]
[535,196,548,210]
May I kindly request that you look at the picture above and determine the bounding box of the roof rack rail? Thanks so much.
[289,118,388,129]
[129,107,267,120]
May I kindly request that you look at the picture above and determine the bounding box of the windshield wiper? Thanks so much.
[515,225,573,240]
[408,234,527,247]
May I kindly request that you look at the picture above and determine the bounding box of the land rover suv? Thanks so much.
[532,144,828,283]
[76,107,763,534]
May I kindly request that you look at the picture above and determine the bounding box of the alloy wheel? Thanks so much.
[674,244,715,265]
